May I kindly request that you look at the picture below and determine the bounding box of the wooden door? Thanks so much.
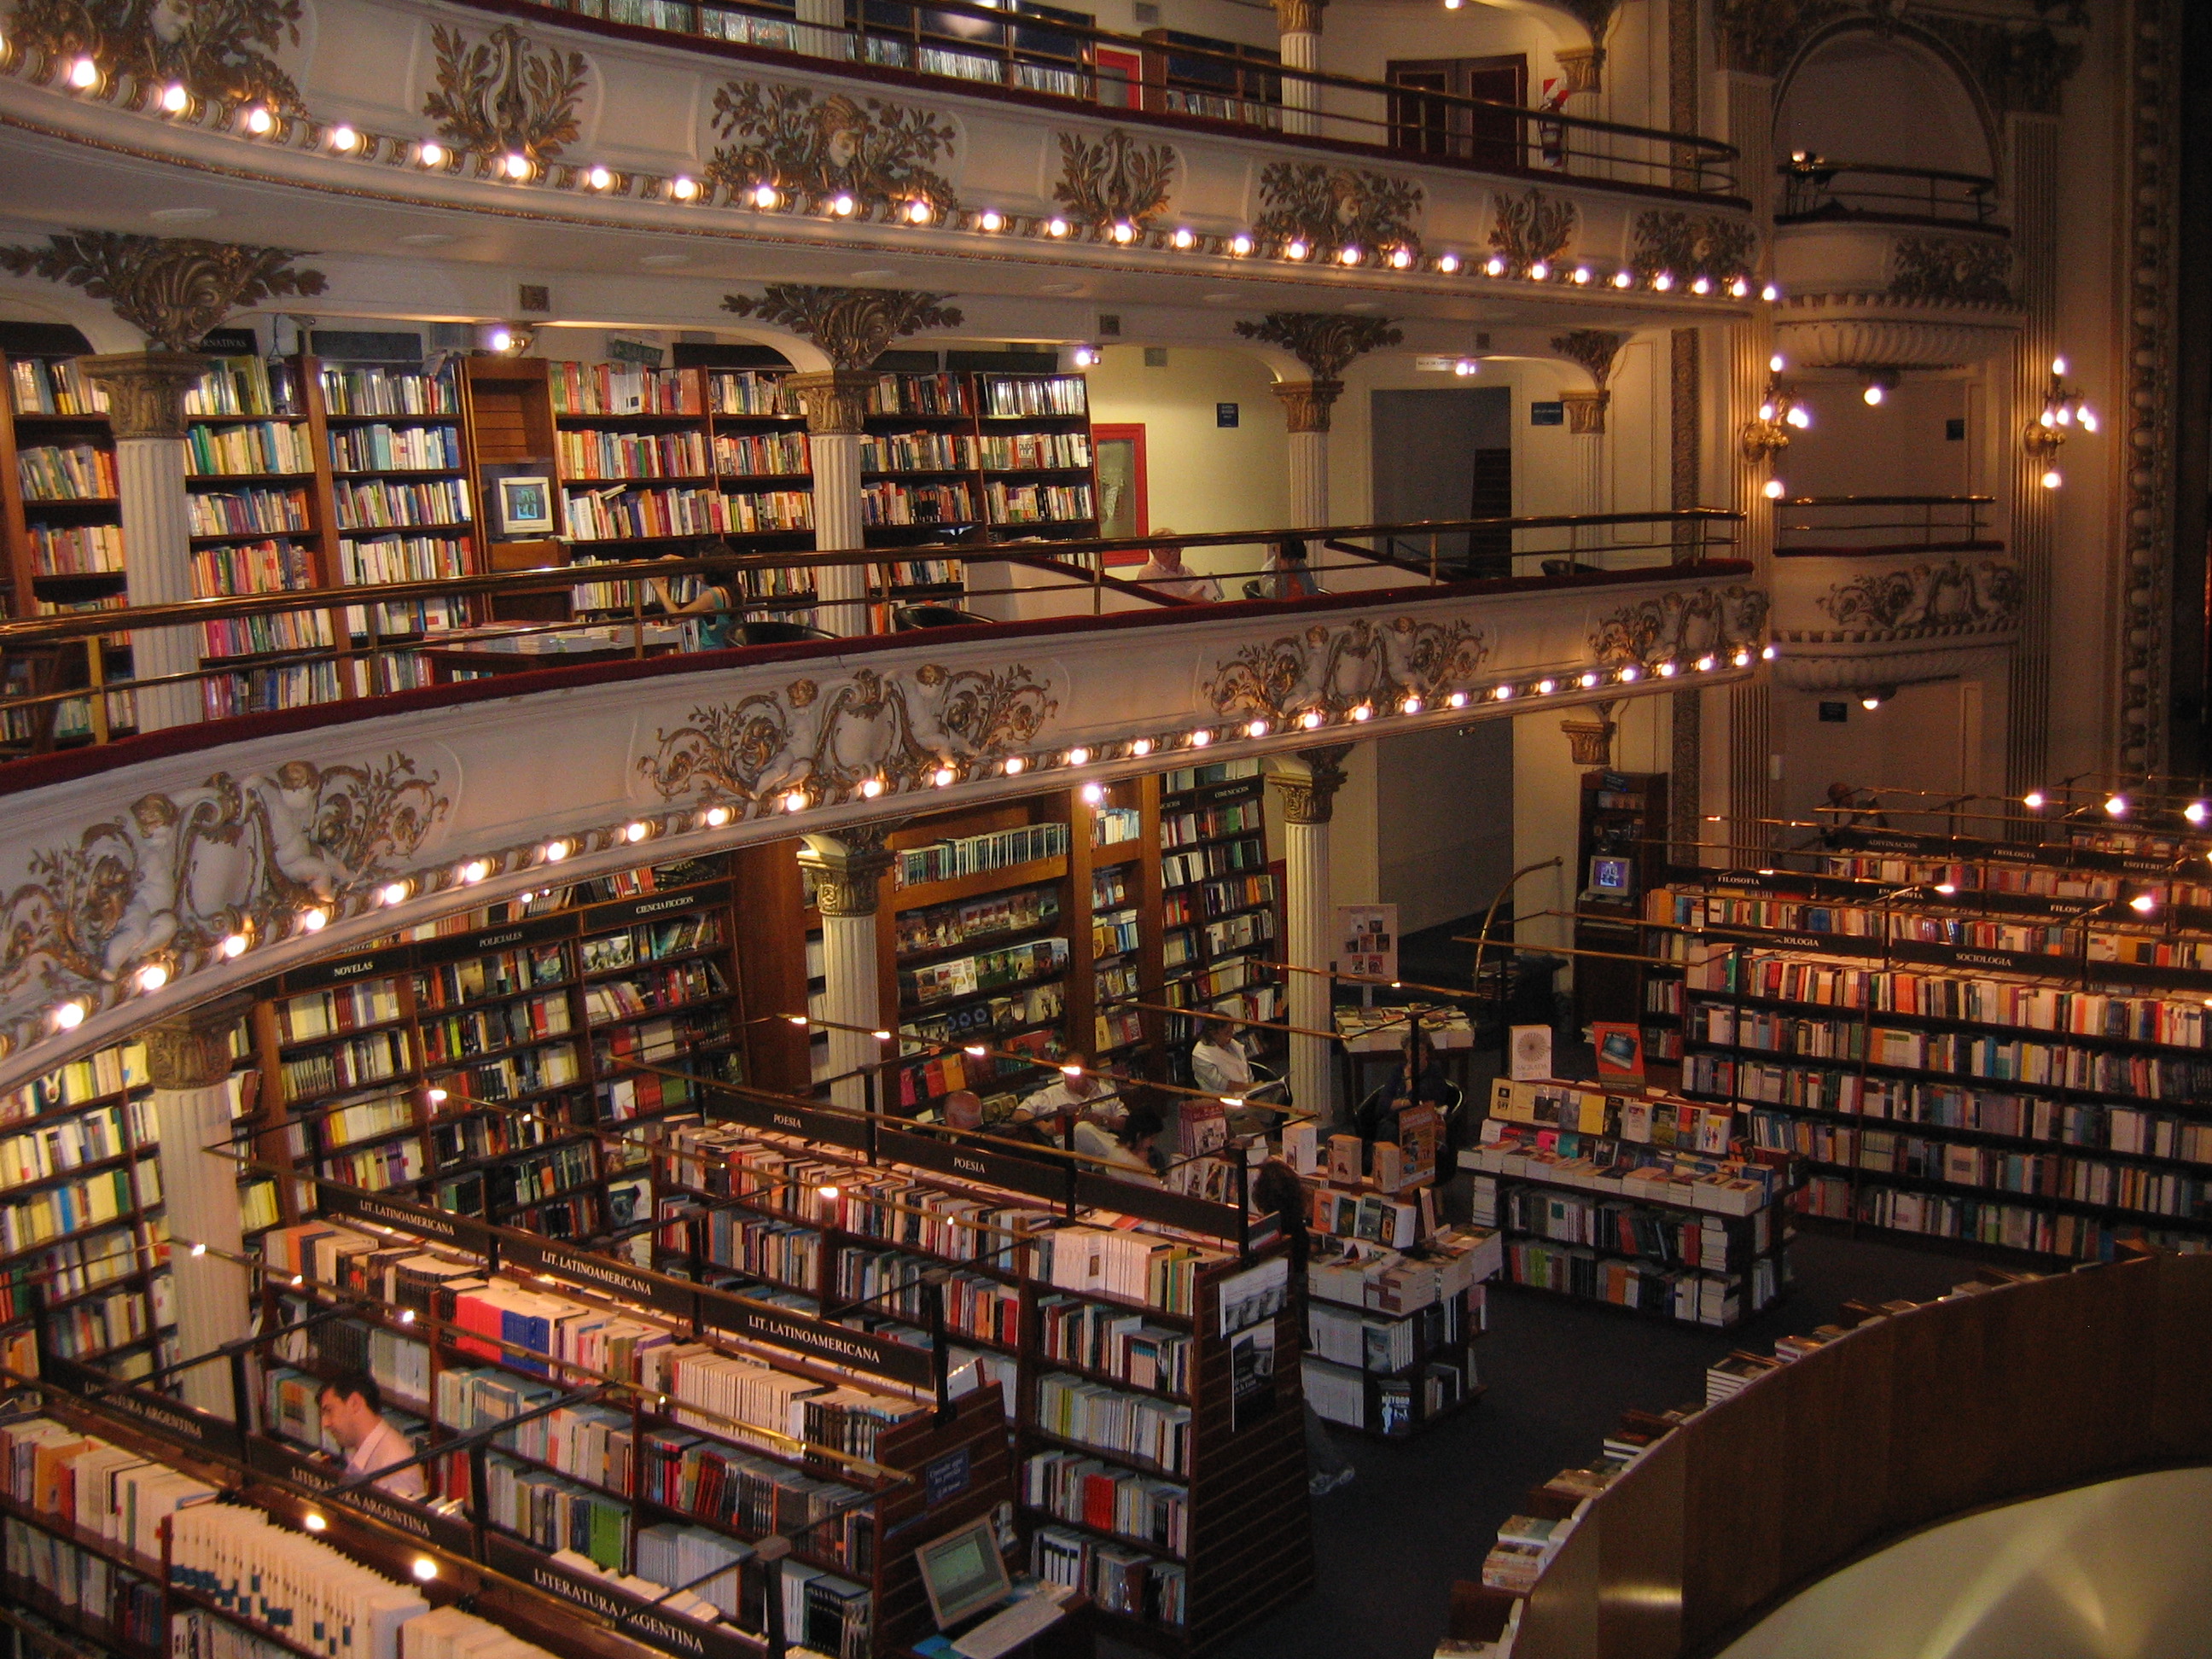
[1387,55,1527,171]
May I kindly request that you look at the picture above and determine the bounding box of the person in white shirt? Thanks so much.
[1190,1024,1285,1135]
[319,1371,427,1499]
[1132,531,1224,602]
[1074,1105,1166,1184]
[1016,1066,1123,1127]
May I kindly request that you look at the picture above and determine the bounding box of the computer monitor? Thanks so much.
[917,1517,1013,1629]
[1586,855,1633,898]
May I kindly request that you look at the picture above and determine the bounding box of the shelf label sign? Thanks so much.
[695,1287,935,1388]
[503,1233,699,1319]
[42,1353,243,1460]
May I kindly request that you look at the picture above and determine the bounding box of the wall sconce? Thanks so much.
[486,323,536,356]
[1742,353,1809,492]
[2023,355,2095,488]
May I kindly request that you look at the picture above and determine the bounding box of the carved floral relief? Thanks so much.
[720,285,963,372]
[638,663,1057,810]
[1255,162,1423,254]
[1203,619,1490,723]
[1590,586,1770,666]
[1487,188,1577,269]
[1816,560,2022,634]
[7,0,306,111]
[422,23,590,161]
[1053,129,1178,230]
[1630,209,1757,283]
[0,755,446,1052]
[707,80,959,217]
[1888,236,2015,307]
[0,233,326,355]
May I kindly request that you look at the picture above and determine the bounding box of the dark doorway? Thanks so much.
[1371,387,1513,577]
[1387,55,1527,172]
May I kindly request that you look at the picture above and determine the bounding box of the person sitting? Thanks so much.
[1016,1064,1122,1128]
[1190,1023,1286,1122]
[318,1371,426,1499]
[940,1089,984,1132]
[1257,536,1322,601]
[1075,1103,1166,1183]
[1358,1030,1452,1144]
[1132,531,1224,602]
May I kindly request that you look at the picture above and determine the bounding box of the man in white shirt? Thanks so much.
[1132,531,1224,602]
[319,1371,427,1499]
[1016,1066,1123,1128]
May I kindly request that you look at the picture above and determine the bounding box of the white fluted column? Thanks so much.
[1267,748,1351,1126]
[147,999,251,1416]
[791,371,873,637]
[84,352,209,734]
[1274,380,1339,530]
[1273,0,1324,137]
[800,829,897,1111]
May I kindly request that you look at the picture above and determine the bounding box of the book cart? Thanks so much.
[1645,820,2212,1260]
[1459,1078,1797,1329]
[650,1084,1313,1656]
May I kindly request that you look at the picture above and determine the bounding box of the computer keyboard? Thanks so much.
[950,1592,1068,1659]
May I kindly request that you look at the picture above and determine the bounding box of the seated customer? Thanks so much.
[1132,531,1224,602]
[1190,1023,1284,1103]
[1075,1103,1167,1183]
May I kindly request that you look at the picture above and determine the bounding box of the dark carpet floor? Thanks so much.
[1138,914,2006,1659]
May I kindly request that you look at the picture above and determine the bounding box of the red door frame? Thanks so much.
[1095,422,1150,565]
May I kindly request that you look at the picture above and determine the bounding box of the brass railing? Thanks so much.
[0,509,1740,758]
[500,0,1742,198]
[1774,494,2000,556]
[1776,157,2000,224]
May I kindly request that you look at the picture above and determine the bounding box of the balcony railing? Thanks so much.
[509,0,1740,196]
[0,509,1738,759]
[1775,495,2000,556]
[1776,157,1999,225]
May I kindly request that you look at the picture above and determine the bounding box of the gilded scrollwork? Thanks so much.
[1203,618,1490,723]
[707,80,958,217]
[1589,585,1770,666]
[0,755,446,1049]
[1254,162,1423,256]
[1816,560,2022,634]
[1888,236,2015,307]
[1630,209,1758,283]
[638,663,1057,812]
[7,0,306,112]
[721,285,963,372]
[1487,188,1578,270]
[1053,129,1178,230]
[422,23,589,161]
[0,233,326,355]
[1231,313,1403,382]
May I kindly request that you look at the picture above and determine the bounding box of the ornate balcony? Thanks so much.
[1767,495,2015,695]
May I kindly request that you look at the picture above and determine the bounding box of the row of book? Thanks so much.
[1799,1175,2202,1259]
[1813,852,2126,899]
[278,1029,412,1100]
[867,373,969,416]
[0,1099,134,1184]
[2,1417,217,1560]
[562,484,812,539]
[548,362,701,416]
[896,821,1071,888]
[1161,800,1262,849]
[320,366,459,416]
[706,370,800,416]
[1160,837,1270,888]
[1500,1237,1757,1325]
[713,430,809,475]
[184,419,315,476]
[1034,1372,1192,1474]
[1689,948,2212,1047]
[1023,1449,1188,1553]
[333,477,473,530]
[18,443,116,500]
[1035,1296,1190,1393]
[981,376,1087,418]
[975,430,1091,470]
[197,607,333,660]
[327,422,464,474]
[556,428,713,480]
[1464,1122,1782,1217]
[859,479,975,525]
[859,429,968,471]
[189,484,313,539]
[193,540,313,599]
[184,357,298,418]
[1493,1186,1745,1270]
[277,979,404,1041]
[3,1511,164,1639]
[28,521,124,574]
[983,480,1094,522]
[899,934,1070,1006]
[1778,1121,2208,1220]
[1033,1525,1186,1624]
[9,356,107,415]
[1685,1020,2212,1102]
[1163,872,1277,922]
[895,885,1060,958]
[0,1162,154,1254]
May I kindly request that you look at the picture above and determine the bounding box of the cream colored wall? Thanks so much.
[1086,344,1290,584]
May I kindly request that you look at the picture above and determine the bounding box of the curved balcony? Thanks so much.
[0,0,1759,329]
[1771,162,2017,372]
[1767,496,2013,695]
[1442,1249,2212,1658]
[0,511,1761,1098]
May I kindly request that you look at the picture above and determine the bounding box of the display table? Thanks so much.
[1336,1003,1476,1114]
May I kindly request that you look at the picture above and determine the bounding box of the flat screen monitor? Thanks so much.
[1587,855,1633,897]
[917,1517,1012,1629]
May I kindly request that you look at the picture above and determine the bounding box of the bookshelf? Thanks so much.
[1157,763,1281,1088]
[1570,769,1667,1039]
[1299,1224,1498,1439]
[655,1095,1313,1653]
[1650,836,2212,1260]
[1462,1077,1796,1329]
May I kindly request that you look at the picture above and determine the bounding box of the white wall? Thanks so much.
[1773,663,2008,829]
[1716,1468,2212,1659]
[1375,723,1514,933]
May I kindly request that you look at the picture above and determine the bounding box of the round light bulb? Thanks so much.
[1572,266,1592,285]
[751,183,778,207]
[220,933,249,958]
[1485,256,1506,276]
[1619,664,1642,683]
[1695,655,1715,672]
[978,209,1004,231]
[1610,270,1632,289]
[303,1513,328,1533]
[1131,738,1153,758]
[1189,729,1212,748]
[329,125,359,152]
[1494,684,1515,700]
[1066,747,1091,766]
[1861,697,1881,712]
[2106,795,2128,817]
[136,962,169,992]
[1761,283,1780,302]
[2131,894,2157,914]
[1171,227,1194,248]
[412,1558,437,1583]
[51,999,85,1031]
[1438,253,1460,273]
[380,882,410,906]
[2052,356,2068,376]
[1732,651,1750,667]
[419,141,445,167]
[460,859,489,883]
[244,106,274,135]
[586,166,612,189]
[1112,221,1135,244]
[2023,791,2046,810]
[2041,469,2063,490]
[625,821,650,842]
[933,765,956,787]
[1729,277,1749,298]
[544,838,572,860]
[298,908,328,933]
[1651,271,1674,291]
[504,153,531,180]
[1080,783,1104,806]
[1400,696,1423,713]
[1339,245,1362,265]
[859,777,884,799]
[1691,276,1712,294]
[1785,405,1810,429]
[670,176,698,201]
[1761,644,1777,660]
[1390,247,1413,269]
[830,194,856,216]
[1046,218,1069,237]
[1245,719,1269,737]
[906,199,932,223]
[1285,240,1308,260]
[1762,479,1786,500]
[1536,678,1557,695]
[1863,384,1884,405]
[1579,672,1598,689]
[1231,234,1253,256]
[1658,661,1679,678]
[2186,801,2209,826]
[1528,260,1549,281]
[1004,755,1026,775]
[1447,691,1468,708]
[160,83,189,113]
[701,806,730,828]
[1300,710,1324,730]
[67,55,99,88]
[783,790,807,812]
[1350,704,1373,722]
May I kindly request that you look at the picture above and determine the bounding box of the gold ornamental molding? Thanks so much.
[7,0,306,112]
[423,22,590,164]
[1589,585,1770,667]
[1487,187,1578,272]
[1053,129,1178,231]
[1268,745,1354,825]
[799,824,902,918]
[707,79,958,218]
[1254,161,1423,259]
[1272,379,1342,435]
[1204,617,1491,725]
[0,230,327,356]
[1234,312,1403,383]
[721,283,963,372]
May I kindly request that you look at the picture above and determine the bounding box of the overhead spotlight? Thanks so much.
[1046,217,1070,237]
[586,166,613,189]
[1080,782,1105,806]
[329,125,360,152]
[830,193,856,216]
[1230,233,1254,256]
[379,881,410,906]
[1437,253,1461,273]
[503,152,532,181]
[905,199,932,223]
[1069,346,1100,367]
[1111,221,1136,243]
[2105,794,2129,818]
[1171,227,1195,248]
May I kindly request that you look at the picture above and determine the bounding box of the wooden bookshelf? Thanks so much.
[1651,832,2212,1259]
[1571,768,1666,1039]
[1157,762,1282,1089]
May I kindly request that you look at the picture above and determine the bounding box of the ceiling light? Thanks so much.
[1860,696,1882,711]
[1230,234,1253,256]
[1171,227,1195,248]
[586,166,612,189]
[1004,755,1026,774]
[1619,665,1641,682]
[1696,655,1716,672]
[1578,672,1598,689]
[1339,245,1362,265]
[933,765,956,787]
[1528,261,1550,281]
[625,821,650,842]
[1494,684,1515,700]
[670,176,699,201]
[1189,729,1212,747]
[329,125,359,152]
[1761,283,1780,301]
[1246,719,1269,737]
[1863,383,1885,405]
[1111,221,1135,243]
[243,106,275,135]
[782,790,807,812]
[1350,703,1374,722]
[503,153,531,180]
[1389,247,1413,269]
[906,200,932,223]
[1285,240,1309,260]
[298,908,328,933]
[1611,270,1633,288]
[751,183,779,207]
[67,56,99,89]
[1066,747,1091,766]
[1447,691,1468,707]
[1437,253,1460,273]
[460,859,489,883]
[160,83,189,113]
[1300,710,1324,730]
[1536,678,1557,695]
[1762,479,1786,499]
[1131,738,1153,758]
[1400,696,1423,713]
[1485,256,1506,276]
[1691,276,1712,294]
[830,193,856,216]
[51,1000,84,1031]
[418,141,445,167]
[1651,271,1674,291]
[379,882,410,906]
[1046,217,1070,237]
[1729,277,1749,298]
